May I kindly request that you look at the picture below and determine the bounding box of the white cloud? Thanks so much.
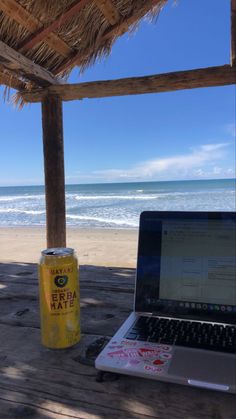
[91,143,230,181]
[226,168,235,176]
[212,166,222,175]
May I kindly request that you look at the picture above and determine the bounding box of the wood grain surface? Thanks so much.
[0,262,235,418]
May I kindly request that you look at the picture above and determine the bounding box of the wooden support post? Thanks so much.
[231,0,236,66]
[41,95,66,248]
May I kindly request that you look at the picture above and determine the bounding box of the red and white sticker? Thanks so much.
[144,365,164,374]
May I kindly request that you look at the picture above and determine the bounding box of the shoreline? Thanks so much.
[0,227,138,267]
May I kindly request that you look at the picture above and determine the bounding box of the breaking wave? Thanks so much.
[66,214,138,227]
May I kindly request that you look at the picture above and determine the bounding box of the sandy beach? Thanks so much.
[0,227,138,267]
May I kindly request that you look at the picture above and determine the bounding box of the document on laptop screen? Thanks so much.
[159,220,236,306]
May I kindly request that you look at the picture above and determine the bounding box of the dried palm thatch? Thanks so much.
[0,0,167,98]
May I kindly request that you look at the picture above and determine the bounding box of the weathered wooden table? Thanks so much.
[0,261,236,419]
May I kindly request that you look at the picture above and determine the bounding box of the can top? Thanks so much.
[41,247,74,257]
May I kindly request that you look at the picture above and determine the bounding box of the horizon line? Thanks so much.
[0,177,235,188]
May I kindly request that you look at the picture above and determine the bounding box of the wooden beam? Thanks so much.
[0,40,59,86]
[19,0,91,53]
[0,0,71,57]
[21,65,236,103]
[41,95,66,248]
[0,65,25,90]
[94,0,120,25]
[102,0,166,41]
[54,0,166,75]
[0,73,24,90]
[231,0,236,66]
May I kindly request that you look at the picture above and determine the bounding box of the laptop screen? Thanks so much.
[135,211,236,324]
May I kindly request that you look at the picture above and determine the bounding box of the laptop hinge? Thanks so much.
[136,311,152,317]
[136,312,175,319]
[151,312,161,317]
[151,312,177,319]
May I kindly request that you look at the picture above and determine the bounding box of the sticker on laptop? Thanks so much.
[144,365,164,374]
[106,339,172,373]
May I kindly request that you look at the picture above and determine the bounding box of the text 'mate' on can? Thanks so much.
[39,247,81,349]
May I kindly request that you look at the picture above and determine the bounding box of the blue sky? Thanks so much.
[0,0,235,186]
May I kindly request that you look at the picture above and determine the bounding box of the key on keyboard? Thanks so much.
[124,316,236,354]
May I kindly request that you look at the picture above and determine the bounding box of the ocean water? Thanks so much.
[0,179,235,229]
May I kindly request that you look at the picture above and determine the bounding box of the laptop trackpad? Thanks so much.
[169,348,236,387]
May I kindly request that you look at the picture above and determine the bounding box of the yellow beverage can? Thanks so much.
[38,247,80,349]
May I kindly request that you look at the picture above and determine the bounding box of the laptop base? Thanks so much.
[95,313,236,393]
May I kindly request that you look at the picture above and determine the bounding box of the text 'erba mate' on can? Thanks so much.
[39,248,80,349]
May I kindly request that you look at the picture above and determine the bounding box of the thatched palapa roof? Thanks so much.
[1,0,235,106]
[0,0,166,95]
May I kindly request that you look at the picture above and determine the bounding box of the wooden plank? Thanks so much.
[0,70,25,90]
[21,65,236,103]
[94,0,120,25]
[1,326,236,419]
[0,40,59,86]
[231,0,236,66]
[19,0,91,53]
[0,263,134,336]
[54,0,166,75]
[0,326,235,419]
[0,63,26,91]
[0,0,71,57]
[41,95,66,248]
[102,0,166,41]
[0,262,236,419]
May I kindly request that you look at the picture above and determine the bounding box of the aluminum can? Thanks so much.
[38,248,80,349]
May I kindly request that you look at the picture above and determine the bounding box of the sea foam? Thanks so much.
[0,180,235,228]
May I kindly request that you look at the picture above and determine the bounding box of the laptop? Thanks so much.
[95,211,236,393]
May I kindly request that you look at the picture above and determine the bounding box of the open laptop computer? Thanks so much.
[95,211,236,393]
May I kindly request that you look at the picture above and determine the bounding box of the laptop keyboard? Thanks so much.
[124,316,236,354]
